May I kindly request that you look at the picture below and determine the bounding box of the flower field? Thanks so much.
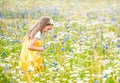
[0,0,120,83]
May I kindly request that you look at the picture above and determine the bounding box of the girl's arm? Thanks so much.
[28,37,44,51]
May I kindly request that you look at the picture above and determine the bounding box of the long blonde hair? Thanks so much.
[21,16,52,43]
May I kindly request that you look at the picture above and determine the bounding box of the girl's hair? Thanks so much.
[21,16,53,43]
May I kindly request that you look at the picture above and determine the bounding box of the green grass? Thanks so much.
[0,0,120,83]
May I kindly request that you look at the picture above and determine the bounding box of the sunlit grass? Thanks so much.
[0,0,120,83]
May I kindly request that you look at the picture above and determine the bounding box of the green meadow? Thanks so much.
[0,0,120,83]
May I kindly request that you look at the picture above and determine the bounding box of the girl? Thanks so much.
[19,16,54,82]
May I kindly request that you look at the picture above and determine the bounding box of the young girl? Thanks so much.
[19,16,54,82]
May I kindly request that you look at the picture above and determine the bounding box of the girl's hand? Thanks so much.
[40,47,45,52]
[28,37,45,51]
[43,46,46,49]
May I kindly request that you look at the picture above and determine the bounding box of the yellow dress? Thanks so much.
[19,38,43,82]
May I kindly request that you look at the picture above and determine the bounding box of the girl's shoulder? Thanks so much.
[34,31,41,39]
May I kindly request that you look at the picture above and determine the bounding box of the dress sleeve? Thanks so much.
[34,31,41,39]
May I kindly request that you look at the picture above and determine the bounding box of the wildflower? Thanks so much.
[38,74,41,78]
[33,74,39,78]
[53,62,58,66]
[84,78,90,81]
[27,65,34,72]
[16,79,20,81]
[60,67,64,71]
[10,70,16,74]
[16,40,19,42]
[63,78,67,81]
[19,70,24,75]
[2,52,6,56]
[111,17,117,22]
[4,65,9,71]
[56,68,59,72]
[43,63,46,66]
[118,44,120,48]
[118,77,120,82]
[76,78,84,83]
[63,35,70,42]
[59,31,66,37]
[69,48,72,52]
[23,20,28,26]
[102,59,110,65]
[16,66,20,70]
[48,68,53,73]
[0,63,5,67]
[66,24,70,29]
[92,55,94,58]
[118,62,120,65]
[61,47,64,51]
[57,73,60,76]
[103,67,113,75]
[70,73,79,77]
[43,46,46,49]
[50,50,54,53]
[53,34,57,38]
[103,75,107,81]
[104,44,108,50]
[17,23,20,28]
[13,32,16,34]
[9,82,12,83]
[97,16,106,21]
[93,80,99,83]
[1,32,4,36]
[94,44,97,49]
[52,76,56,79]
[12,76,16,80]
[65,63,70,67]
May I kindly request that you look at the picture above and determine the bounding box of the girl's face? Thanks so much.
[42,25,53,32]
